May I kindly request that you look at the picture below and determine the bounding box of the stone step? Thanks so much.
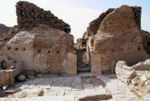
[77,68,90,73]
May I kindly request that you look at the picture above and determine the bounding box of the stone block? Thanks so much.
[0,69,16,87]
[91,54,101,76]
[66,53,77,75]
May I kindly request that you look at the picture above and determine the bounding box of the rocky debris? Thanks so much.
[0,55,18,70]
[98,75,138,101]
[27,89,44,97]
[129,75,150,100]
[16,1,70,33]
[79,94,112,101]
[115,61,136,83]
[75,38,87,50]
[132,59,150,70]
[1,24,76,75]
[13,89,44,98]
[0,24,10,35]
[16,74,26,82]
[5,89,17,94]
[0,56,20,88]
[0,25,18,48]
[115,59,150,100]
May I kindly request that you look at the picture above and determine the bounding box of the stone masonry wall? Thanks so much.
[16,1,71,33]
[0,25,76,75]
[87,6,149,74]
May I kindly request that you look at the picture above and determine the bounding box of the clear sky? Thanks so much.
[0,0,149,42]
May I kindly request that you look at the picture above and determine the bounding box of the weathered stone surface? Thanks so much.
[5,76,111,100]
[91,54,101,76]
[79,94,112,101]
[0,25,76,75]
[0,56,20,87]
[75,38,87,50]
[16,1,70,33]
[0,1,75,76]
[83,9,114,39]
[98,75,138,101]
[0,69,16,87]
[0,25,18,49]
[78,5,149,75]
[141,30,150,55]
[66,53,77,75]
[0,55,18,70]
[5,89,17,94]
[132,59,150,70]
[115,61,136,83]
[115,59,150,99]
[17,74,26,82]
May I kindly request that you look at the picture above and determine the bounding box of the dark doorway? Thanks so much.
[77,49,90,73]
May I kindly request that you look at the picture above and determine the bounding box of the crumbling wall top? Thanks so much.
[16,1,71,33]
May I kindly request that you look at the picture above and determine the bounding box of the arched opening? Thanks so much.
[0,60,8,69]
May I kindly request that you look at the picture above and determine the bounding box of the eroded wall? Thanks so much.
[80,5,149,75]
[0,25,76,75]
[16,1,70,33]
[0,1,76,76]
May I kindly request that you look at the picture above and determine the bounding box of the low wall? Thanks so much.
[115,61,136,83]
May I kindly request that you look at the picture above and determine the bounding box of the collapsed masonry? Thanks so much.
[76,5,150,75]
[115,59,150,99]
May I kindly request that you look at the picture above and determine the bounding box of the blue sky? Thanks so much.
[0,0,149,41]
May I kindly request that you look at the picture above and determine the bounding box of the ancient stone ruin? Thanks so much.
[115,59,150,99]
[0,1,150,100]
[77,5,150,75]
[0,1,76,89]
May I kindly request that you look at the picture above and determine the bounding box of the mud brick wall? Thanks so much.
[16,1,71,33]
